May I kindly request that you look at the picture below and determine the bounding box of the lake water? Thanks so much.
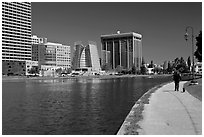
[2,76,171,135]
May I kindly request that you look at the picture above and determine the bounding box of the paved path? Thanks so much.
[138,81,202,135]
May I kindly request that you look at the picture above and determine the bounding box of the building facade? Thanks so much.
[101,31,142,71]
[32,41,71,70]
[195,62,202,74]
[56,43,71,69]
[72,42,101,72]
[2,2,32,61]
[31,35,47,45]
[2,2,32,75]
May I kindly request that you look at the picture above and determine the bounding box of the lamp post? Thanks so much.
[184,26,197,84]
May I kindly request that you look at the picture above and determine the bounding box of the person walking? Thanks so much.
[173,71,181,91]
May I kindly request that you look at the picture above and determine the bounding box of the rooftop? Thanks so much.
[101,31,142,39]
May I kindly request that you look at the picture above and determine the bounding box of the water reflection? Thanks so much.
[3,76,171,135]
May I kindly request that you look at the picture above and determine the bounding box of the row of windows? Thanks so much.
[3,21,31,31]
[3,2,31,9]
[2,10,31,18]
[45,59,56,61]
[2,4,31,14]
[3,40,31,45]
[57,46,70,49]
[13,2,31,7]
[2,30,31,37]
[3,28,31,35]
[133,37,142,40]
[102,37,134,41]
[3,6,31,15]
[57,60,71,62]
[3,44,31,50]
[2,34,31,40]
[3,56,31,60]
[58,65,71,67]
[2,50,31,54]
[57,53,70,56]
[3,37,31,43]
[4,49,32,54]
[2,20,31,28]
[2,46,31,51]
[102,41,133,51]
[2,10,31,20]
[57,57,71,60]
[57,49,70,52]
[3,14,31,23]
[3,54,31,58]
[3,53,31,57]
[3,27,31,34]
[3,17,31,25]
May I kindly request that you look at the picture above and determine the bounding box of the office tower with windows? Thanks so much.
[2,2,32,75]
[101,31,142,71]
[2,2,32,61]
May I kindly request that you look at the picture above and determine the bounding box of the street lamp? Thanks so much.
[184,26,197,84]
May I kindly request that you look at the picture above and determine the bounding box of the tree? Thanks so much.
[141,57,145,65]
[116,65,123,73]
[154,66,162,74]
[56,68,62,75]
[194,31,202,62]
[28,66,39,74]
[176,57,188,73]
[163,61,168,74]
[140,65,147,75]
[102,63,112,71]
[167,61,173,73]
[67,68,72,74]
[148,60,154,68]
[131,65,136,74]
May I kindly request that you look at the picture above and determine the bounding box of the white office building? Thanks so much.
[31,35,47,45]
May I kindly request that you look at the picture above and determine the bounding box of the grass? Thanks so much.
[184,78,202,101]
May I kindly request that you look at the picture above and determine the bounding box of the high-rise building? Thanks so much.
[72,41,101,72]
[2,2,32,61]
[2,2,32,75]
[101,31,142,71]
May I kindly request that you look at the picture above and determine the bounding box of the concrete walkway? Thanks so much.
[138,81,202,135]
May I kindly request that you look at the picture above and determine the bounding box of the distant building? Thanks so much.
[195,62,202,74]
[147,68,154,74]
[32,35,47,44]
[2,60,38,76]
[31,35,71,74]
[101,31,142,71]
[32,42,71,70]
[25,60,38,75]
[72,41,101,72]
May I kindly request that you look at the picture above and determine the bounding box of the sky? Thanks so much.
[31,2,202,65]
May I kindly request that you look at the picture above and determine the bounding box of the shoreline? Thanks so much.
[2,74,171,81]
[117,81,171,135]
